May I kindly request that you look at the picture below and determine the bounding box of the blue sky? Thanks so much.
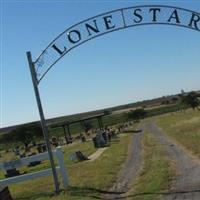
[1,0,200,127]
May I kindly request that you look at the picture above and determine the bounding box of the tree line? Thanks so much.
[0,91,199,148]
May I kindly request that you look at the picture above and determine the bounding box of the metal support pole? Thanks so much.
[26,51,59,193]
[67,124,71,138]
[62,125,68,144]
[100,117,104,129]
[97,117,103,130]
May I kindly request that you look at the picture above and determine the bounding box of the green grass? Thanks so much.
[157,109,200,157]
[146,103,188,118]
[130,133,173,200]
[2,133,132,200]
[0,141,96,179]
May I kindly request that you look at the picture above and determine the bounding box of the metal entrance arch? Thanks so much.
[26,5,200,193]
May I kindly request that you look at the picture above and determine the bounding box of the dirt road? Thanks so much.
[105,120,200,200]
[146,121,200,200]
[105,127,144,200]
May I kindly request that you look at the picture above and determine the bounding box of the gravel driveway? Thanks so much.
[146,121,200,200]
[105,126,144,200]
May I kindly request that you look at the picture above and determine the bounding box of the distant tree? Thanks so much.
[11,123,43,147]
[178,93,183,98]
[181,92,200,110]
[127,109,147,121]
[0,131,14,143]
[103,110,111,115]
[171,97,179,103]
[161,100,170,105]
[13,127,33,148]
[27,123,43,137]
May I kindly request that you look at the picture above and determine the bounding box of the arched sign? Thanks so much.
[26,5,200,193]
[34,5,200,82]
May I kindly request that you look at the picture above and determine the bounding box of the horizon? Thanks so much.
[0,88,197,129]
[1,1,200,127]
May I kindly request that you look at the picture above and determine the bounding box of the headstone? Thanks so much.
[93,130,107,148]
[51,137,59,147]
[75,151,89,161]
[5,168,20,178]
[13,146,20,156]
[19,153,26,158]
[32,141,36,146]
[81,135,86,142]
[66,137,73,144]
[37,143,47,153]
[25,146,30,153]
[27,152,41,167]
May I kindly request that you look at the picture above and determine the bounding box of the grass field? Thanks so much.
[130,132,173,200]
[157,109,200,157]
[1,133,132,200]
[2,108,200,199]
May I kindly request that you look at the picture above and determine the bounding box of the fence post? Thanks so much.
[56,147,69,188]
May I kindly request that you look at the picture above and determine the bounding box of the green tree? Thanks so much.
[182,92,200,110]
[171,97,179,104]
[11,123,43,147]
[127,108,147,121]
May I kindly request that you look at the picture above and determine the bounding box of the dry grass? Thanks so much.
[157,109,200,157]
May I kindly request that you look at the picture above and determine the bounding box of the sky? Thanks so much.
[1,0,200,128]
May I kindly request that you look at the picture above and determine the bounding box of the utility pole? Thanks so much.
[26,51,59,193]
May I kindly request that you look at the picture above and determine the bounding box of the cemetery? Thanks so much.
[0,118,135,199]
[0,88,199,200]
[1,2,200,200]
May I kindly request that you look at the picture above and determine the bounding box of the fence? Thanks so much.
[0,146,68,188]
